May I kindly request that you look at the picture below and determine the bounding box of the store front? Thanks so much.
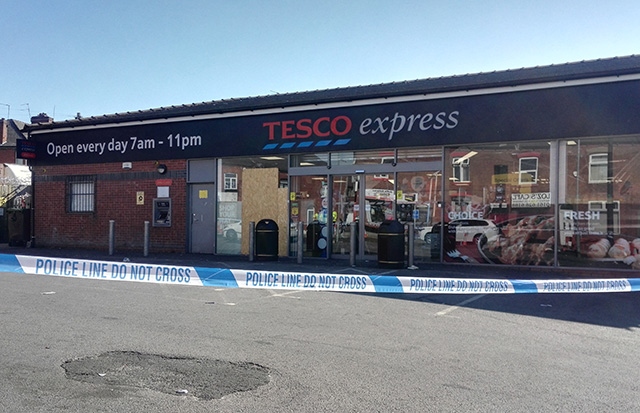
[288,149,442,262]
[22,56,640,274]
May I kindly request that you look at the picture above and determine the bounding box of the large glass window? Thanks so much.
[444,143,553,265]
[397,170,442,262]
[290,153,329,167]
[560,137,640,270]
[217,156,288,255]
[397,148,442,163]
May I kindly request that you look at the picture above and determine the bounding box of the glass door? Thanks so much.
[290,175,330,258]
[331,175,358,257]
[362,173,395,259]
[331,174,395,260]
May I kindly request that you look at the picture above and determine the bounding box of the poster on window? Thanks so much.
[511,192,551,208]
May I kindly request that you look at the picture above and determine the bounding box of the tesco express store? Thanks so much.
[24,55,640,274]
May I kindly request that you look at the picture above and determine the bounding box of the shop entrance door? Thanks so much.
[189,183,216,253]
[332,174,394,260]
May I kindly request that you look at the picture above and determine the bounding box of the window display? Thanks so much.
[441,143,553,265]
[435,137,640,270]
[560,137,640,269]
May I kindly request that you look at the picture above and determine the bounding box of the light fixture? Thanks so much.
[156,164,167,174]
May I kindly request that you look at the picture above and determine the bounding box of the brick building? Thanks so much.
[22,55,640,273]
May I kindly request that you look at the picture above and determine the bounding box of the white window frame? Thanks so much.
[518,157,538,185]
[588,153,608,184]
[587,200,620,234]
[452,157,470,183]
[224,173,238,191]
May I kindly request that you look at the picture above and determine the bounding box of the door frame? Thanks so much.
[188,182,217,254]
[290,160,441,260]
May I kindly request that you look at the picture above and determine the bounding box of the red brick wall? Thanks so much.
[0,147,16,164]
[33,159,187,253]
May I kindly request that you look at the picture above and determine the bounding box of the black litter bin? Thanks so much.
[306,221,327,257]
[377,220,405,268]
[255,219,279,261]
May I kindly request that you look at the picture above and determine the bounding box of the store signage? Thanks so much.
[28,80,640,166]
[16,139,37,159]
[263,116,352,139]
[511,192,551,208]
[448,211,484,220]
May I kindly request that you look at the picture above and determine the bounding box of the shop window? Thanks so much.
[397,148,442,163]
[588,200,620,234]
[67,175,95,213]
[589,153,608,183]
[224,173,237,191]
[452,157,470,183]
[291,153,329,167]
[518,157,538,184]
[351,150,393,166]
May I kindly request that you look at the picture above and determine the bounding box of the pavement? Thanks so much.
[0,243,613,280]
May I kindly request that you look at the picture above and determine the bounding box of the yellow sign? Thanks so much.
[290,192,296,201]
[136,191,144,205]
[199,190,208,199]
[492,173,520,185]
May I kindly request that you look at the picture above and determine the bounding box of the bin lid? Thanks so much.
[378,220,404,233]
[256,219,278,230]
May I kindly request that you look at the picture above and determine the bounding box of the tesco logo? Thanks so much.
[263,116,352,140]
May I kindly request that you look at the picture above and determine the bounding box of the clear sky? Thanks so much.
[2,0,639,123]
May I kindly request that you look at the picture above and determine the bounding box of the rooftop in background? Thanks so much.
[1,119,26,146]
[26,55,640,131]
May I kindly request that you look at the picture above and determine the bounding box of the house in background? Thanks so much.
[0,118,31,245]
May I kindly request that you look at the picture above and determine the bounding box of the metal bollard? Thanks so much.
[297,221,304,264]
[350,221,356,267]
[144,221,150,257]
[109,220,115,256]
[407,222,418,269]
[249,221,255,262]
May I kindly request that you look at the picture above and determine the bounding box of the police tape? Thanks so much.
[2,254,640,295]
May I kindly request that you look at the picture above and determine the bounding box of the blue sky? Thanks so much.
[2,0,639,123]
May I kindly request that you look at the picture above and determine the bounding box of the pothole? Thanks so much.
[62,351,270,400]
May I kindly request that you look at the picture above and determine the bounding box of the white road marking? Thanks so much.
[436,294,486,316]
[268,290,302,298]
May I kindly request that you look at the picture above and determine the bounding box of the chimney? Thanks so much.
[31,113,54,124]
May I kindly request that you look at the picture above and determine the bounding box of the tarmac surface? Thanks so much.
[0,244,615,280]
[2,244,640,412]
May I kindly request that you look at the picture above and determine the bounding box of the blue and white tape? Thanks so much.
[2,254,639,294]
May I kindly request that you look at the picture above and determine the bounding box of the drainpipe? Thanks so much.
[27,130,35,248]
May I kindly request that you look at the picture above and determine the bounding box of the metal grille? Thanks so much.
[67,175,95,212]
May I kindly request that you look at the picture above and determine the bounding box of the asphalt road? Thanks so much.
[1,270,639,412]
